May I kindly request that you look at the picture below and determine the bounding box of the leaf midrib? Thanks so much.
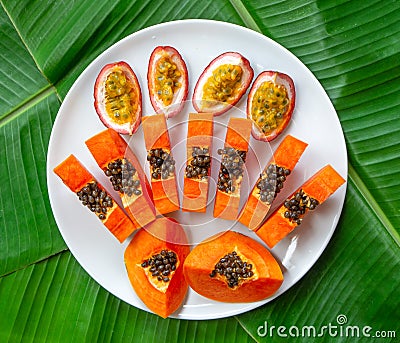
[348,164,400,246]
[0,86,57,128]
[0,0,61,127]
[229,0,262,33]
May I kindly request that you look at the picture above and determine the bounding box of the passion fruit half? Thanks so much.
[247,71,295,142]
[94,61,142,135]
[147,46,189,118]
[192,52,254,116]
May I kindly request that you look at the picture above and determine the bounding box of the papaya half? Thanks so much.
[256,164,346,248]
[85,128,156,230]
[183,231,283,302]
[142,114,180,215]
[124,217,190,318]
[238,135,308,230]
[182,112,214,212]
[213,117,252,220]
[53,154,137,242]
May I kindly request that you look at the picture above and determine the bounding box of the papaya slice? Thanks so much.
[53,154,136,242]
[182,113,214,212]
[142,114,180,215]
[85,128,156,230]
[238,135,308,230]
[213,117,252,220]
[124,217,190,318]
[256,164,346,248]
[183,231,283,302]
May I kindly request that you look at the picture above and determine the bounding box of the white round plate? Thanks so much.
[47,19,347,320]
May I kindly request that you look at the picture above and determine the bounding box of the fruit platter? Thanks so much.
[47,20,347,320]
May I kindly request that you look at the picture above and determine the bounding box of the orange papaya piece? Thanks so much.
[85,128,156,229]
[213,117,252,220]
[256,164,345,248]
[124,217,190,318]
[238,135,308,230]
[53,154,137,242]
[142,114,180,215]
[183,231,283,302]
[182,113,214,212]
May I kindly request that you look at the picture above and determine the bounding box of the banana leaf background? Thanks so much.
[0,0,399,342]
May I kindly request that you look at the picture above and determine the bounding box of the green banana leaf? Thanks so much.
[0,0,399,342]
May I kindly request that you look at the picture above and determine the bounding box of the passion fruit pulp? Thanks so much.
[94,61,142,135]
[192,52,254,116]
[247,71,295,142]
[147,46,189,118]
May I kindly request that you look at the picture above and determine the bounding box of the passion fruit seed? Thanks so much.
[76,181,113,220]
[104,158,142,197]
[147,148,176,180]
[256,163,291,204]
[155,57,182,106]
[141,249,178,283]
[251,81,289,134]
[283,188,319,225]
[209,251,254,288]
[203,64,243,103]
[217,147,246,194]
[105,70,138,125]
[185,146,211,179]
